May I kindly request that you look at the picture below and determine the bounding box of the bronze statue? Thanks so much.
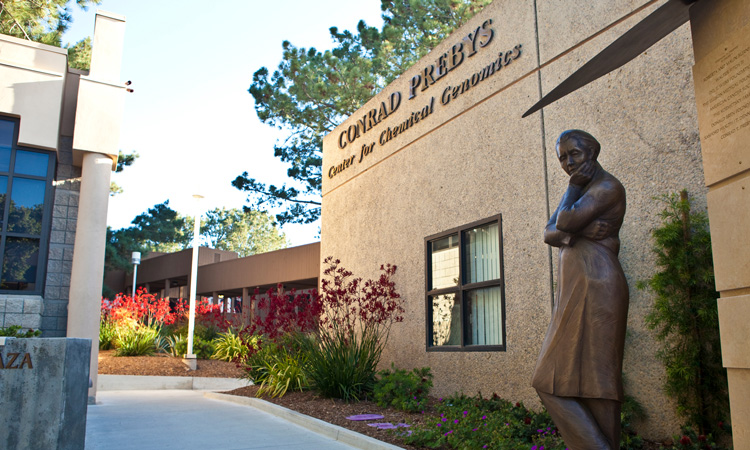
[532,130,629,450]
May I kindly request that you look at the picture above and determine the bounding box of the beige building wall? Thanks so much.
[0,34,68,150]
[690,0,750,447]
[322,0,706,440]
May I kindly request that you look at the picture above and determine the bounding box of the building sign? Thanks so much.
[0,352,33,369]
[328,18,523,179]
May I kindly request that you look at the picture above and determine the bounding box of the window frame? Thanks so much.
[424,214,506,352]
[0,116,56,295]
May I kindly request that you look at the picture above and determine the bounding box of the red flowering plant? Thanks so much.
[100,289,182,355]
[247,285,322,344]
[240,286,322,390]
[303,256,405,401]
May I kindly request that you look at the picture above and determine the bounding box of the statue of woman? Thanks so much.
[532,130,629,450]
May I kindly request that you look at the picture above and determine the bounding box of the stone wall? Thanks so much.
[42,136,81,337]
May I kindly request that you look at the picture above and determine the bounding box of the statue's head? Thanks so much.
[555,129,600,175]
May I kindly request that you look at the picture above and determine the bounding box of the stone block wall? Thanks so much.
[42,136,81,337]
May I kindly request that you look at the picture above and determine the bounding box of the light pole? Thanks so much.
[184,194,203,371]
[131,251,140,299]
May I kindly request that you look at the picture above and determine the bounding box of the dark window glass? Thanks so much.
[9,178,45,235]
[15,150,49,177]
[1,237,39,291]
[0,147,10,173]
[0,175,6,229]
[0,117,53,294]
[0,119,13,172]
[426,216,505,351]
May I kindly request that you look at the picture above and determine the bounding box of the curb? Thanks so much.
[204,392,404,450]
[98,374,251,391]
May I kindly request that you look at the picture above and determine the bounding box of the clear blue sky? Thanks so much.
[64,0,384,246]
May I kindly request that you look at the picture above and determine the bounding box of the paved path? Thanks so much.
[86,390,361,450]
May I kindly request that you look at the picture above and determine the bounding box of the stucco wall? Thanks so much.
[321,0,706,440]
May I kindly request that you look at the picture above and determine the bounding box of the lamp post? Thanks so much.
[131,251,140,299]
[184,194,203,371]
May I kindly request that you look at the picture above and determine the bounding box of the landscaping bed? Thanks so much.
[97,349,244,378]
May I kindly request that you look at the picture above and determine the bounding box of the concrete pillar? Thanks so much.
[164,278,171,300]
[67,152,112,403]
[690,1,750,447]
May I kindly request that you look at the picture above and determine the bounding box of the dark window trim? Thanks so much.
[0,116,56,295]
[424,214,506,352]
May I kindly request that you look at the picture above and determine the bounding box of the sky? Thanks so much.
[64,0,384,247]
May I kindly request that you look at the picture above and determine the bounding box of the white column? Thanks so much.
[67,152,112,403]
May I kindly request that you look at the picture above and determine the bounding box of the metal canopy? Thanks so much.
[522,0,699,118]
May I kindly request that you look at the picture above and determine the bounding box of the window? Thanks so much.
[0,117,55,293]
[425,215,505,351]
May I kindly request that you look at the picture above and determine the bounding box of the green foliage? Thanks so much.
[238,0,490,225]
[201,208,287,257]
[0,0,100,46]
[99,320,117,350]
[165,334,187,357]
[671,425,729,450]
[374,365,433,412]
[243,333,311,397]
[302,325,383,402]
[66,36,92,70]
[256,349,309,398]
[404,393,565,450]
[212,329,257,363]
[192,335,216,360]
[110,150,139,196]
[620,395,646,450]
[639,191,728,436]
[0,325,41,338]
[114,325,161,357]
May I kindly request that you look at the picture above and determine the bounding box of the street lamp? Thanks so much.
[131,251,141,299]
[185,194,203,371]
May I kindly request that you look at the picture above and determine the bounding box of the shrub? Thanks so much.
[248,285,322,343]
[165,334,187,357]
[0,325,41,338]
[404,393,564,450]
[99,319,117,350]
[244,333,311,397]
[374,365,433,412]
[638,191,728,437]
[114,325,161,356]
[303,257,404,401]
[212,328,257,362]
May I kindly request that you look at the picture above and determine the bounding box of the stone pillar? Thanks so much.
[67,152,112,402]
[690,1,750,447]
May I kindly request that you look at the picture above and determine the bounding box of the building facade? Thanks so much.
[0,11,127,400]
[321,0,707,439]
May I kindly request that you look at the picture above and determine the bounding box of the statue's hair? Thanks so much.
[556,129,601,160]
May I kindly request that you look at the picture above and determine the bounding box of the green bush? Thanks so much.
[212,329,257,362]
[99,320,117,350]
[114,325,161,356]
[404,393,564,450]
[374,365,432,412]
[639,191,728,437]
[244,333,311,397]
[193,335,215,359]
[0,325,41,338]
[303,326,382,402]
[166,334,187,357]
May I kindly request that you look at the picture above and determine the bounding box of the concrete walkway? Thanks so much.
[86,389,403,450]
